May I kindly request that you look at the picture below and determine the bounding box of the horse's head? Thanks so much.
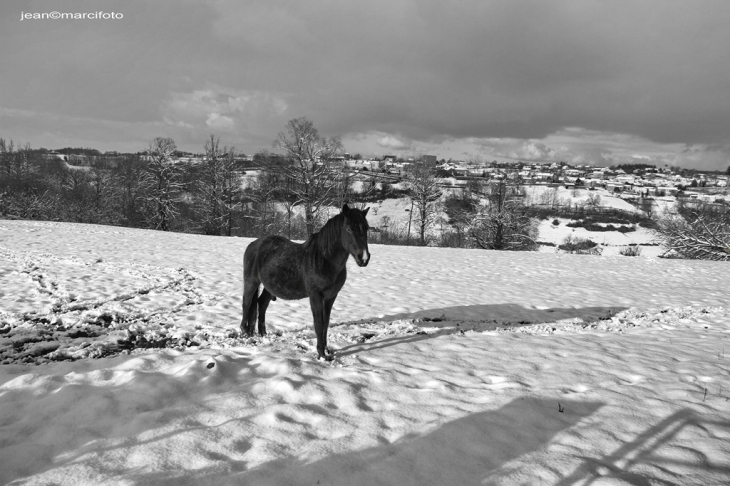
[341,204,370,267]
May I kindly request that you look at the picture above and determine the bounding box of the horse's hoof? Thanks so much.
[243,328,258,338]
[319,353,334,362]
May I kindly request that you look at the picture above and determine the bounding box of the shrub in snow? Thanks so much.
[619,245,642,257]
[566,216,637,233]
[558,235,602,255]
[656,203,730,261]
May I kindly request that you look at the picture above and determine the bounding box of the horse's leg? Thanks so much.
[257,288,273,336]
[241,280,259,336]
[323,296,337,356]
[309,292,332,361]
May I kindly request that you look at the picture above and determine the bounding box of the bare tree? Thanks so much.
[89,167,115,206]
[0,139,56,220]
[219,149,244,236]
[114,155,147,225]
[0,139,36,191]
[273,117,344,235]
[538,186,561,209]
[586,192,602,209]
[0,190,57,220]
[637,196,655,218]
[246,153,289,237]
[468,178,538,251]
[142,137,183,231]
[61,166,89,197]
[656,204,730,261]
[0,138,12,180]
[405,157,442,246]
[356,171,381,205]
[197,135,226,235]
[333,168,357,209]
[196,139,244,236]
[87,167,121,224]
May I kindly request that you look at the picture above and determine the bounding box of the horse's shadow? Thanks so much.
[336,331,442,358]
[377,303,626,326]
[334,303,626,358]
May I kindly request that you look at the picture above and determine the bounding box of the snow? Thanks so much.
[523,186,644,214]
[364,186,664,257]
[536,219,663,258]
[1,219,730,485]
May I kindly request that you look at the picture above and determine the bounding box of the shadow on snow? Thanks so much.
[374,303,627,327]
[130,402,730,486]
[329,303,627,358]
[131,397,605,486]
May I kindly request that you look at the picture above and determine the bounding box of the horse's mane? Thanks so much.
[307,212,344,257]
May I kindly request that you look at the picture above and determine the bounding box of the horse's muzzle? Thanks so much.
[355,249,370,267]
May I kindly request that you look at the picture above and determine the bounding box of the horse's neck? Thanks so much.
[328,245,350,268]
[309,231,349,269]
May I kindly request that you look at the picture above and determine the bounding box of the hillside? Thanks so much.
[363,184,663,255]
[1,220,729,485]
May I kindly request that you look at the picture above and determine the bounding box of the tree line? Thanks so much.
[0,118,371,239]
[2,117,729,261]
[0,135,241,235]
[0,116,538,250]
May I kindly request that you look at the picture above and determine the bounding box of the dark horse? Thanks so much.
[241,204,370,361]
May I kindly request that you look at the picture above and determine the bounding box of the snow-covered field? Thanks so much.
[1,219,729,485]
[536,218,662,258]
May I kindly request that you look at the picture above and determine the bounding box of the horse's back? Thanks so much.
[245,235,307,300]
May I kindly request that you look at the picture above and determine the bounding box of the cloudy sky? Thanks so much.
[2,0,730,169]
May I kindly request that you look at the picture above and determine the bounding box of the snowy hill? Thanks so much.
[1,220,729,485]
[361,185,664,256]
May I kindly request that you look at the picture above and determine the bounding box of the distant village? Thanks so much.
[41,148,729,204]
[343,154,729,203]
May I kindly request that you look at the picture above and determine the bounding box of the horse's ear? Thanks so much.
[342,204,350,213]
[363,207,370,216]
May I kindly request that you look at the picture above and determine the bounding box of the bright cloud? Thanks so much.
[206,113,235,131]
[159,85,290,149]
[164,87,288,129]
[376,135,412,151]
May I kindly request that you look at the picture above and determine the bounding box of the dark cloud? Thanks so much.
[209,0,730,145]
[1,0,729,167]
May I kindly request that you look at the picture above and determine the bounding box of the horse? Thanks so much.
[241,204,371,361]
